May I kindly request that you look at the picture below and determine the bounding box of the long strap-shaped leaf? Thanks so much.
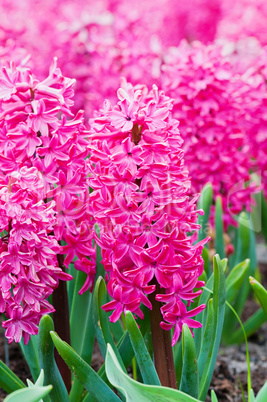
[261,192,267,244]
[70,271,92,355]
[222,259,250,342]
[256,381,267,402]
[4,385,52,402]
[197,299,214,378]
[106,343,201,402]
[193,272,214,356]
[249,276,267,316]
[196,183,213,243]
[225,215,257,339]
[38,315,70,402]
[0,360,25,394]
[83,331,134,401]
[125,311,160,386]
[234,221,257,316]
[225,259,250,304]
[198,254,225,401]
[228,274,267,345]
[215,196,225,259]
[19,335,40,382]
[94,277,127,372]
[50,331,121,402]
[179,324,199,398]
[196,184,213,276]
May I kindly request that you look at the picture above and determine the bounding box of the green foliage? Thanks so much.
[4,370,52,402]
[0,360,25,394]
[198,255,226,400]
[249,276,267,316]
[19,335,40,382]
[105,343,200,402]
[2,181,267,402]
[215,196,225,259]
[50,331,121,402]
[179,324,199,398]
[125,311,160,386]
[38,315,69,402]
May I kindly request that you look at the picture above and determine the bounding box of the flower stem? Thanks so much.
[149,282,177,389]
[52,253,71,391]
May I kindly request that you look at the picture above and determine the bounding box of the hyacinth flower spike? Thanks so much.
[89,79,209,388]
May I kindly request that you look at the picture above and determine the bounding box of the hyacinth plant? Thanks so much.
[88,80,209,385]
[0,59,96,388]
[0,61,267,402]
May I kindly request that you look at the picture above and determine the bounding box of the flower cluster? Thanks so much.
[230,45,267,199]
[0,0,223,117]
[89,81,208,345]
[0,167,72,344]
[0,60,95,341]
[160,41,258,227]
[217,0,267,46]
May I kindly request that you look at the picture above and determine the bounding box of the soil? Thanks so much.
[0,259,266,402]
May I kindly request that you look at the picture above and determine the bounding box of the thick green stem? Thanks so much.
[149,282,177,389]
[52,253,71,392]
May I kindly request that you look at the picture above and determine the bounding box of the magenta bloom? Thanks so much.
[89,81,208,345]
[0,60,95,343]
[0,167,71,344]
[160,41,259,227]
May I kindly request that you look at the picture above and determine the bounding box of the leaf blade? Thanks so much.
[125,311,160,386]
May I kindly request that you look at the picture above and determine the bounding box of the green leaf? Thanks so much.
[29,369,45,387]
[227,214,257,335]
[179,324,199,398]
[83,305,151,402]
[70,271,92,355]
[234,212,251,266]
[256,381,267,401]
[201,248,210,278]
[193,272,214,356]
[211,390,218,402]
[0,360,25,394]
[69,291,96,402]
[261,192,267,243]
[38,315,70,402]
[94,225,106,281]
[50,331,120,402]
[4,386,52,402]
[250,389,256,402]
[215,196,225,259]
[225,260,250,304]
[198,299,214,376]
[91,276,107,360]
[221,258,228,273]
[197,184,213,276]
[125,311,160,386]
[105,344,200,402]
[197,183,213,243]
[20,335,40,382]
[173,340,182,388]
[67,263,76,311]
[198,255,226,401]
[249,277,267,316]
[95,277,126,371]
